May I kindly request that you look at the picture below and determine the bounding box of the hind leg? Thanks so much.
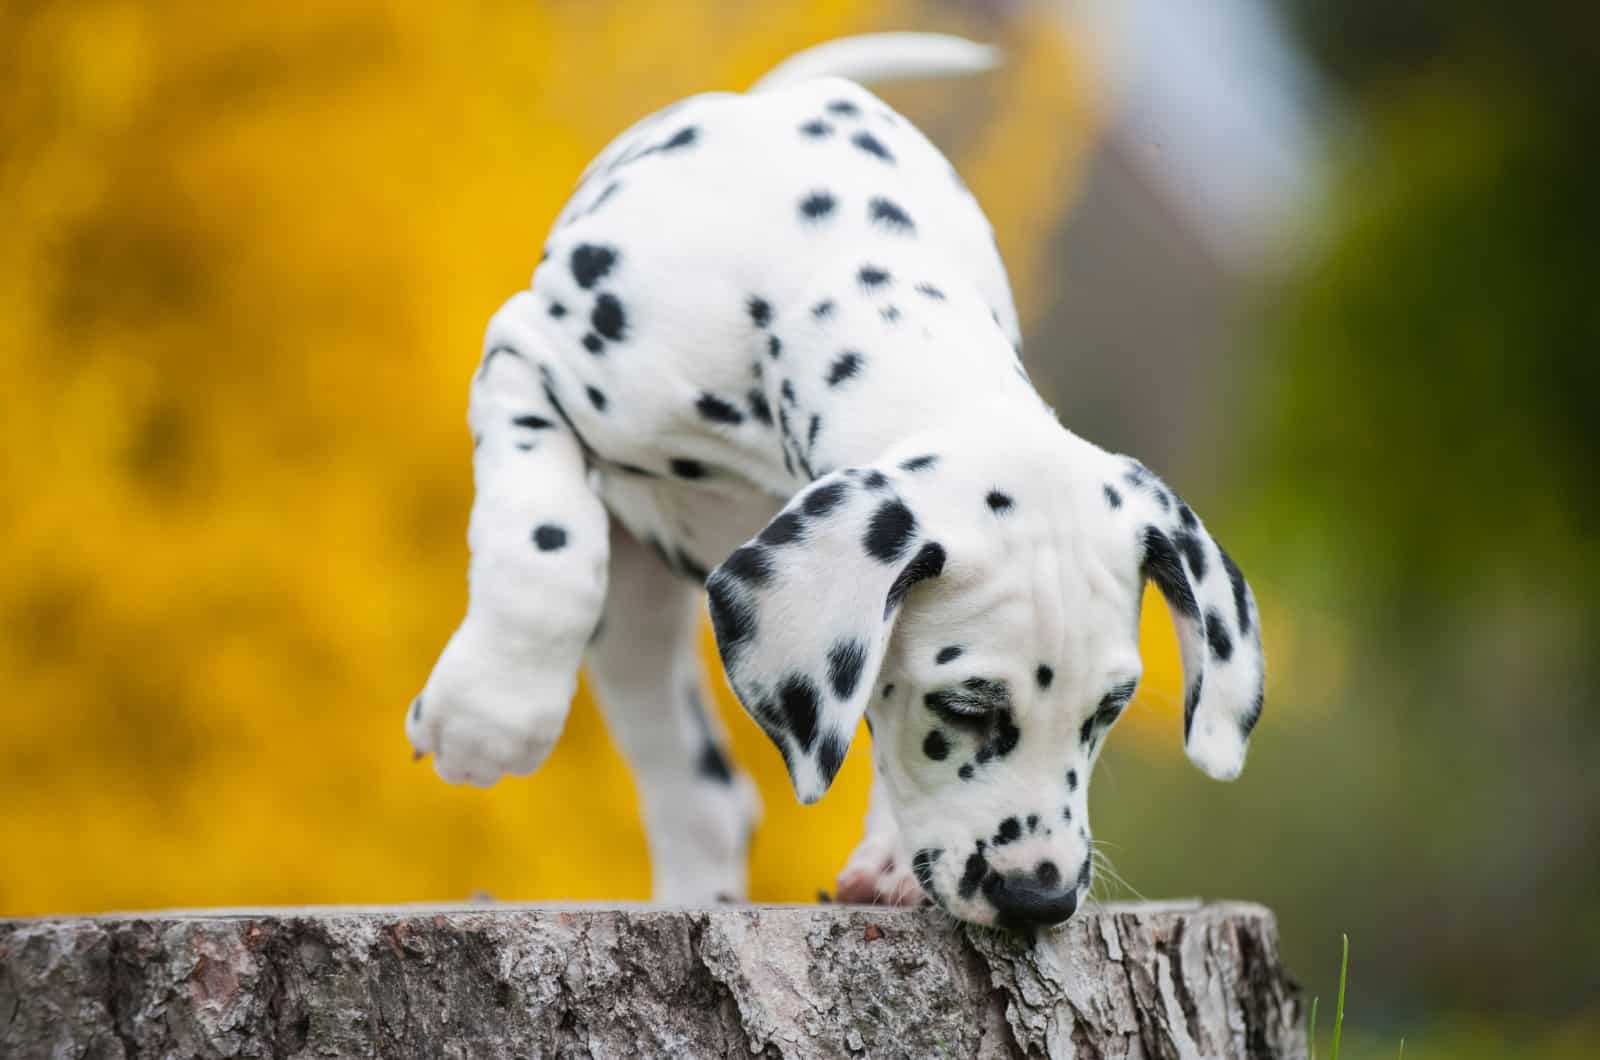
[586,520,761,902]
[407,293,609,786]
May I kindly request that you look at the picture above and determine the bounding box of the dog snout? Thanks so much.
[983,863,1080,927]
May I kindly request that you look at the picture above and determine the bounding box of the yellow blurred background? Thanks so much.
[0,0,1214,916]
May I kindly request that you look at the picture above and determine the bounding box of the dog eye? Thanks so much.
[923,676,1010,726]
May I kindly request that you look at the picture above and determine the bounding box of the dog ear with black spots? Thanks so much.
[707,467,946,802]
[1108,460,1266,779]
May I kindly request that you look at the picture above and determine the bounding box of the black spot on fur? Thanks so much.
[582,332,604,354]
[748,296,772,328]
[885,541,946,616]
[880,305,901,323]
[986,490,1015,514]
[1103,484,1122,509]
[817,731,849,786]
[863,470,889,490]
[1036,664,1054,689]
[781,379,797,405]
[1143,527,1199,619]
[806,414,821,452]
[1027,814,1039,832]
[410,696,423,722]
[812,299,836,319]
[660,125,698,150]
[1174,530,1208,581]
[923,730,950,761]
[958,851,988,900]
[799,191,837,220]
[1078,859,1092,890]
[858,264,891,289]
[1183,674,1205,740]
[996,818,1022,845]
[759,511,805,546]
[777,673,821,753]
[747,389,773,426]
[591,293,626,341]
[512,414,554,430]
[901,454,938,472]
[882,683,896,699]
[696,392,745,426]
[1178,501,1199,530]
[707,575,755,660]
[959,763,975,781]
[1205,608,1234,662]
[912,849,941,894]
[803,481,848,517]
[868,197,914,232]
[827,351,863,386]
[936,645,963,664]
[1066,769,1078,791]
[670,458,706,479]
[800,119,833,138]
[533,524,567,551]
[1079,717,1095,747]
[570,244,617,289]
[827,99,861,117]
[864,499,917,563]
[1221,548,1251,636]
[548,301,567,319]
[827,638,868,700]
[585,386,607,411]
[721,545,773,587]
[851,130,894,163]
[768,334,782,358]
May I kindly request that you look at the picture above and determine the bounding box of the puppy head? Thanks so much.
[707,426,1264,929]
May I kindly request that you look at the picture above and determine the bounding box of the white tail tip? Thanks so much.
[752,32,1002,92]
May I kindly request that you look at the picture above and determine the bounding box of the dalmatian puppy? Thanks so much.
[406,33,1266,929]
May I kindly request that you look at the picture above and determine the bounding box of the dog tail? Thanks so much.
[750,33,1001,92]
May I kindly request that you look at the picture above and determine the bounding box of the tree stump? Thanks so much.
[0,899,1304,1058]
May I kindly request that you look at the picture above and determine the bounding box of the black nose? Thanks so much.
[983,873,1079,927]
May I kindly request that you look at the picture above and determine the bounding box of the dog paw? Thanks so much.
[406,621,576,788]
[835,833,929,907]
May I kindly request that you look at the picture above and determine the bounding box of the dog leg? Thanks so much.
[835,765,927,906]
[585,520,761,903]
[407,294,610,786]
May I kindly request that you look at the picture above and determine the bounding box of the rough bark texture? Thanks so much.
[0,900,1304,1059]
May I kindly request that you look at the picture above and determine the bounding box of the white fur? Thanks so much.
[408,34,1265,926]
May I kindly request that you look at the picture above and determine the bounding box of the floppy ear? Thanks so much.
[707,468,947,802]
[1118,460,1265,780]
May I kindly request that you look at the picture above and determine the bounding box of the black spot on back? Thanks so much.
[800,119,833,138]
[858,264,891,289]
[851,130,894,163]
[936,645,963,664]
[570,243,617,289]
[1036,664,1054,689]
[901,454,938,472]
[582,332,604,354]
[864,499,916,563]
[827,638,868,700]
[996,817,1022,844]
[747,389,773,426]
[827,99,861,117]
[800,190,837,221]
[914,283,946,300]
[812,299,836,319]
[533,524,568,551]
[827,351,863,386]
[696,392,745,426]
[1103,484,1122,509]
[986,491,1014,514]
[868,197,914,232]
[586,386,608,411]
[748,296,772,328]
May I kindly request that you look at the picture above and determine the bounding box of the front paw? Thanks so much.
[835,834,929,907]
[406,622,575,787]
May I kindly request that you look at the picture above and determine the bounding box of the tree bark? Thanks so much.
[0,900,1304,1059]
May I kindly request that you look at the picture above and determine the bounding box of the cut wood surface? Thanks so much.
[0,900,1305,1059]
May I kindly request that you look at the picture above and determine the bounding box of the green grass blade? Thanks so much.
[1330,934,1349,1060]
[1308,996,1319,1060]
[1398,1038,1405,1060]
